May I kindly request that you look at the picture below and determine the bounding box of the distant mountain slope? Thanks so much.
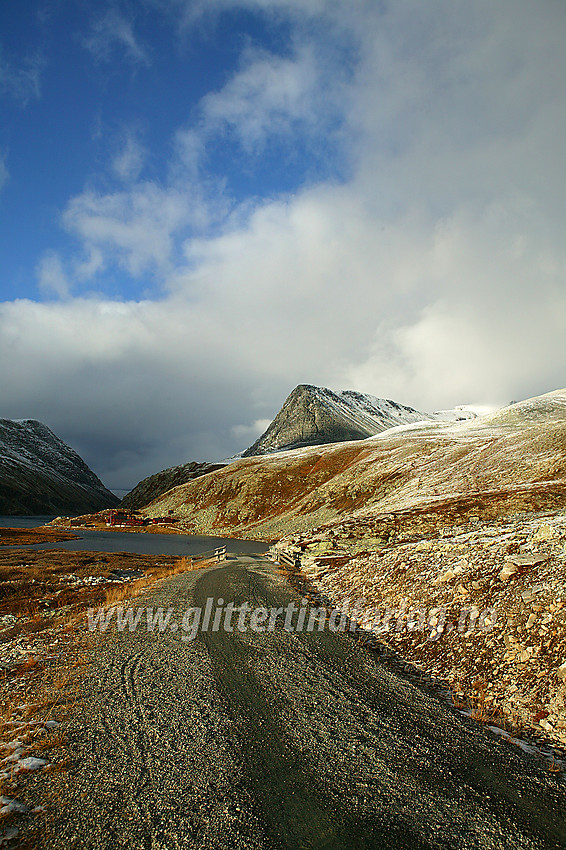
[242,384,431,456]
[143,389,566,542]
[480,388,566,427]
[0,418,118,515]
[119,461,227,511]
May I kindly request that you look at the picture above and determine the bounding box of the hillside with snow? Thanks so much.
[142,388,566,541]
[0,419,118,515]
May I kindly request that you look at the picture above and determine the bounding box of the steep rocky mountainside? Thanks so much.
[143,389,566,543]
[119,461,227,511]
[0,419,118,515]
[242,384,431,456]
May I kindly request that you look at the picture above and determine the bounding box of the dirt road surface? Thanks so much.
[21,556,566,849]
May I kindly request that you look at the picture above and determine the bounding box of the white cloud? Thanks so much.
[83,12,150,66]
[62,183,198,279]
[55,34,344,291]
[112,134,146,182]
[199,45,324,153]
[74,247,105,281]
[346,0,566,225]
[4,0,566,488]
[36,252,70,299]
[164,0,346,29]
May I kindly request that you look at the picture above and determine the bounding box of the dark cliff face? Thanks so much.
[119,461,227,511]
[0,418,118,515]
[242,384,430,457]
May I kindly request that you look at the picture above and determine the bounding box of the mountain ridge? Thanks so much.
[142,388,566,541]
[119,385,433,508]
[242,384,432,456]
[119,461,227,511]
[0,418,118,515]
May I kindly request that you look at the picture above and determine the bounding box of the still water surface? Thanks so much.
[0,516,269,557]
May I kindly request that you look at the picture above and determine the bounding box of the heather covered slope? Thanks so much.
[119,461,227,510]
[143,390,566,542]
[242,384,431,456]
[0,418,118,515]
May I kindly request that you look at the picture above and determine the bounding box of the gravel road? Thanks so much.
[22,556,566,849]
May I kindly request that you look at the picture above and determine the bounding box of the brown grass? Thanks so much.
[0,653,77,821]
[0,537,228,834]
[0,527,78,547]
[126,414,566,542]
[0,548,199,628]
[102,554,214,607]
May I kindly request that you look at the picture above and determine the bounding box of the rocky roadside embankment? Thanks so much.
[273,511,566,755]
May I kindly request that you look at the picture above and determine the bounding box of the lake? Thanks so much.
[0,516,269,557]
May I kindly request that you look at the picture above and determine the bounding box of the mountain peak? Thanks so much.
[0,417,118,515]
[242,384,430,457]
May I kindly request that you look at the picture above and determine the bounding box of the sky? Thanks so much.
[1,0,566,492]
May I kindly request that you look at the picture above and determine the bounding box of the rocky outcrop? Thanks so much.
[282,513,566,753]
[119,461,227,511]
[242,384,430,456]
[0,419,118,516]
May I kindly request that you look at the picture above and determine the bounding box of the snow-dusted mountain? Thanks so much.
[0,418,118,515]
[145,388,566,542]
[242,384,432,456]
